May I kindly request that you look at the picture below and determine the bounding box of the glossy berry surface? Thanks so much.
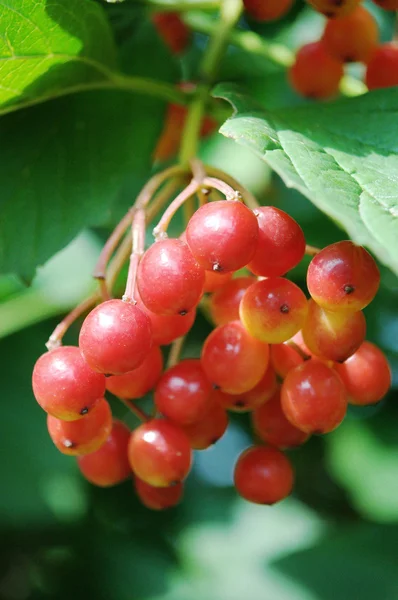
[307,241,380,312]
[234,445,294,505]
[154,359,213,425]
[152,12,190,54]
[281,360,347,434]
[128,419,192,487]
[252,388,309,448]
[106,346,163,399]
[215,363,277,412]
[79,299,152,375]
[270,343,305,379]
[201,320,269,394]
[47,398,112,456]
[77,420,131,487]
[308,0,361,18]
[136,293,196,346]
[203,269,233,293]
[322,6,378,63]
[302,299,366,362]
[243,0,293,21]
[366,43,398,90]
[186,200,259,272]
[240,278,308,344]
[210,276,254,326]
[137,239,205,316]
[182,400,229,449]
[32,346,105,420]
[289,41,344,99]
[135,477,183,510]
[335,341,391,405]
[248,207,306,277]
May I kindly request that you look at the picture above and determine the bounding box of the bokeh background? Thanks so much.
[1,1,398,599]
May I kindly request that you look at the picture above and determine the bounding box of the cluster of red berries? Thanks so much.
[31,171,391,510]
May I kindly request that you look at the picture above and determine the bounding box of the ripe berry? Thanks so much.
[307,241,380,312]
[136,292,196,346]
[47,398,112,456]
[252,388,309,449]
[209,276,254,326]
[248,207,306,277]
[201,320,269,394]
[234,445,294,505]
[32,346,105,420]
[77,420,131,486]
[270,343,306,379]
[215,363,277,412]
[372,0,398,9]
[152,12,190,54]
[203,269,233,293]
[128,419,192,487]
[79,299,152,375]
[240,278,308,344]
[307,0,361,18]
[366,43,398,90]
[281,360,347,434]
[243,0,293,21]
[106,346,163,399]
[322,6,378,63]
[154,359,213,425]
[289,41,344,99]
[137,239,205,316]
[181,401,228,449]
[135,477,183,510]
[186,200,259,272]
[335,341,391,405]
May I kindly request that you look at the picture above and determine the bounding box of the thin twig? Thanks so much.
[203,176,242,200]
[305,244,321,257]
[153,179,200,238]
[118,397,150,422]
[123,209,146,303]
[204,165,259,209]
[46,294,98,350]
[167,336,186,369]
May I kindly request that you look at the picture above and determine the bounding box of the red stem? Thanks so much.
[123,208,146,303]
[152,178,199,238]
[46,294,98,350]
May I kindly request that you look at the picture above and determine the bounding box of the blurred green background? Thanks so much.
[1,1,398,599]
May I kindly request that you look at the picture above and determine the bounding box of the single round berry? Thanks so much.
[201,320,269,394]
[209,276,254,326]
[240,278,308,344]
[322,6,378,63]
[203,269,233,293]
[136,292,196,346]
[252,388,309,449]
[289,41,344,99]
[307,241,380,312]
[79,299,152,375]
[154,359,213,425]
[186,200,259,272]
[181,401,229,449]
[307,0,361,18]
[234,445,294,505]
[215,363,277,412]
[371,0,398,10]
[270,343,306,379]
[137,239,205,316]
[335,341,391,405]
[281,360,347,434]
[106,346,163,399]
[243,0,293,21]
[32,346,105,421]
[152,12,190,54]
[135,477,183,510]
[302,299,366,362]
[366,43,398,90]
[248,207,306,277]
[77,420,131,486]
[128,419,192,487]
[47,398,112,456]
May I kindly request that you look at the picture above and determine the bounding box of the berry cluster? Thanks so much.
[32,165,391,510]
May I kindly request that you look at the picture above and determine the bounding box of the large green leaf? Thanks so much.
[0,0,116,114]
[214,84,398,274]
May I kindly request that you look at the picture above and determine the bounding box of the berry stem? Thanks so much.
[136,165,187,210]
[203,176,242,200]
[46,294,99,350]
[118,397,150,422]
[204,165,259,209]
[286,340,311,361]
[123,209,146,304]
[153,179,200,238]
[167,336,186,369]
[305,244,321,256]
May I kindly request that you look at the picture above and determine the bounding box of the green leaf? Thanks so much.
[214,84,398,274]
[0,0,116,114]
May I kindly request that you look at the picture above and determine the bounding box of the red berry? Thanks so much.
[203,269,233,293]
[322,6,378,63]
[136,292,196,346]
[47,398,112,456]
[243,0,293,21]
[366,43,398,90]
[77,420,131,486]
[281,360,347,434]
[335,341,391,405]
[79,299,152,375]
[289,41,344,99]
[307,241,380,312]
[234,445,294,504]
[154,359,213,425]
[248,207,306,277]
[215,363,277,412]
[201,320,269,394]
[308,0,361,18]
[270,343,305,379]
[372,0,398,10]
[252,388,309,448]
[181,400,229,449]
[135,477,183,510]
[106,346,163,399]
[137,239,205,316]
[209,276,254,326]
[152,12,190,54]
[128,419,192,487]
[32,346,105,420]
[186,200,259,272]
[240,278,308,344]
